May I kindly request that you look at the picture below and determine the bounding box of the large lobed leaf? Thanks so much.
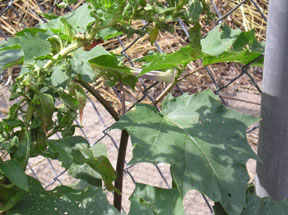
[7,176,119,215]
[129,183,184,215]
[241,196,288,215]
[112,89,259,214]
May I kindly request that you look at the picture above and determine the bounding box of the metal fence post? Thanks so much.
[256,0,288,200]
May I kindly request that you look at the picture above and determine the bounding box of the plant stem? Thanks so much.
[153,66,205,105]
[113,129,129,212]
[154,69,181,105]
[43,20,116,70]
[43,41,84,70]
[77,79,119,121]
[113,82,129,212]
[177,65,204,82]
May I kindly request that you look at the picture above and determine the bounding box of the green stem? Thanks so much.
[153,69,181,105]
[43,19,116,70]
[43,41,85,70]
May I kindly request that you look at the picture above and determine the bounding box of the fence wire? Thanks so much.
[0,1,267,214]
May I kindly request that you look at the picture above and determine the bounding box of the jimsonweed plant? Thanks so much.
[0,0,287,214]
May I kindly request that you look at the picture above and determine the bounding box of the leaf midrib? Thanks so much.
[168,119,223,195]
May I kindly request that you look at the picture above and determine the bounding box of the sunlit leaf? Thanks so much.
[70,46,110,82]
[19,33,51,63]
[64,3,94,33]
[51,67,69,87]
[139,46,200,75]
[89,54,137,89]
[201,25,241,56]
[203,50,263,67]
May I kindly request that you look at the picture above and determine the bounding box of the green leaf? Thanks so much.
[59,91,78,111]
[89,54,137,89]
[233,29,265,53]
[0,38,21,51]
[242,196,288,215]
[149,26,159,45]
[47,136,117,193]
[129,183,184,215]
[189,22,202,57]
[15,28,47,36]
[139,46,200,75]
[2,119,24,129]
[68,163,102,187]
[203,50,263,67]
[98,28,123,40]
[112,89,259,215]
[68,143,109,187]
[75,85,87,125]
[60,17,74,40]
[201,25,241,56]
[213,202,229,215]
[51,66,69,87]
[0,160,29,192]
[42,13,59,20]
[34,92,55,133]
[0,49,23,73]
[0,184,24,212]
[64,3,94,33]
[7,176,120,215]
[187,0,203,23]
[19,33,51,63]
[89,54,131,74]
[47,136,90,169]
[71,46,110,82]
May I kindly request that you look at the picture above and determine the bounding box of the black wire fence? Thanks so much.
[0,1,267,214]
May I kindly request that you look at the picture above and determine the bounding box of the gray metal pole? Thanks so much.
[256,1,288,200]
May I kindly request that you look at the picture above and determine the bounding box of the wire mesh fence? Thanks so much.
[0,0,267,214]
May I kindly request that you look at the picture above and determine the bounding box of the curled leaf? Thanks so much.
[149,26,159,45]
[75,85,86,125]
